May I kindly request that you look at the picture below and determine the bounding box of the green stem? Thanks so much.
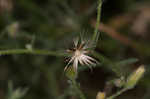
[92,0,103,43]
[0,49,66,56]
[72,79,86,99]
[107,88,128,99]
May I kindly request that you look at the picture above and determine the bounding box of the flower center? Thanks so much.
[75,50,82,57]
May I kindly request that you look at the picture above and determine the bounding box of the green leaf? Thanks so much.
[116,58,139,66]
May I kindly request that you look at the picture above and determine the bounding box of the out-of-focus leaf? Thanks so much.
[116,58,138,66]
[7,81,28,99]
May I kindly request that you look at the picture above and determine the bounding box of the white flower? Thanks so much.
[64,37,98,72]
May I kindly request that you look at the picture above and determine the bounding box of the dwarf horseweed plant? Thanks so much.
[64,0,145,98]
[1,0,145,99]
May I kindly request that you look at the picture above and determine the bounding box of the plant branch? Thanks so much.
[92,0,103,43]
[107,88,128,99]
[0,49,66,56]
[71,79,86,99]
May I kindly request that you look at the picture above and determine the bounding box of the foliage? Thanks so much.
[0,0,150,99]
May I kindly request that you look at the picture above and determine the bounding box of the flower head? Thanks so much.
[64,36,98,72]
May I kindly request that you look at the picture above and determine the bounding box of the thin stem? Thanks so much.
[0,49,66,56]
[107,88,128,99]
[71,79,86,99]
[92,0,103,43]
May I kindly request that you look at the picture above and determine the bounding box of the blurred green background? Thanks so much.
[0,0,150,99]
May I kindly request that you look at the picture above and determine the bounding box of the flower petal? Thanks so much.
[73,58,78,72]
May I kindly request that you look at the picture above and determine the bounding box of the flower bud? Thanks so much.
[125,65,145,89]
[65,66,77,80]
[114,76,125,88]
[96,91,106,99]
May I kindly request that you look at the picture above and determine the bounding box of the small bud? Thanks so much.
[114,76,125,88]
[25,44,33,51]
[125,65,145,89]
[96,91,106,99]
[65,66,77,80]
[7,22,19,38]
